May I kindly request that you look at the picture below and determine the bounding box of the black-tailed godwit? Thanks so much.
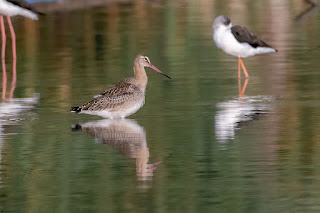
[71,54,171,118]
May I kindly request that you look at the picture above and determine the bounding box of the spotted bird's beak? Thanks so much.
[148,64,171,79]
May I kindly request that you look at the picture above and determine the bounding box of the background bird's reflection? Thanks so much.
[215,96,273,143]
[0,94,39,183]
[72,119,160,181]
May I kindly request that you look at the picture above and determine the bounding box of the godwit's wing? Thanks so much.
[81,78,143,112]
[231,25,274,49]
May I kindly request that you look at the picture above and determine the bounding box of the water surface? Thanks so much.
[1,0,320,212]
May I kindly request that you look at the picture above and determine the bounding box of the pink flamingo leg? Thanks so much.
[1,15,6,100]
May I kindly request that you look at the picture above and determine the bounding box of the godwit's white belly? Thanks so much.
[213,27,276,58]
[81,98,145,119]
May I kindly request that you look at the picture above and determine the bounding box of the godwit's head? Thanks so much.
[212,15,232,32]
[134,54,171,79]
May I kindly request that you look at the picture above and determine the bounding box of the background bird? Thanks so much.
[212,15,277,78]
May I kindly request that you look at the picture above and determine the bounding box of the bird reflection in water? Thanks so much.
[1,57,16,101]
[0,94,39,183]
[72,119,160,181]
[215,96,273,143]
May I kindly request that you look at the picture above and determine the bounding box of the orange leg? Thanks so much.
[238,78,249,97]
[238,78,241,96]
[238,57,241,79]
[241,79,249,96]
[239,57,249,78]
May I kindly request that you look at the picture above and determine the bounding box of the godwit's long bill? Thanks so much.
[71,54,171,118]
[212,15,277,78]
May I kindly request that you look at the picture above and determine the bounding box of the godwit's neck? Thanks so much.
[133,63,148,88]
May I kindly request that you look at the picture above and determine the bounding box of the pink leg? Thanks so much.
[238,78,242,96]
[7,16,16,99]
[151,161,162,171]
[241,78,249,96]
[239,58,249,78]
[0,15,6,60]
[6,16,16,60]
[238,57,241,79]
[9,58,16,99]
[6,16,16,99]
[1,15,6,100]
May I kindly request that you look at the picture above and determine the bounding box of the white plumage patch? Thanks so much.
[213,22,276,58]
[0,0,38,20]
[81,98,145,119]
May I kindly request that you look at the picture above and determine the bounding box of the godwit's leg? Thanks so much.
[239,57,249,78]
[238,57,241,79]
[1,15,6,100]
[7,16,16,59]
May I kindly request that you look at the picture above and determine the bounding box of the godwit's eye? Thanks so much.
[144,57,148,61]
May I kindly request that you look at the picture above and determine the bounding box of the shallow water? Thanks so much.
[1,0,320,212]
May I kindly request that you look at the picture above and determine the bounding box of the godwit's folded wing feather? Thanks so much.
[82,79,143,112]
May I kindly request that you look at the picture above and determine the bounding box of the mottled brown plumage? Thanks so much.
[71,54,170,118]
[82,78,144,112]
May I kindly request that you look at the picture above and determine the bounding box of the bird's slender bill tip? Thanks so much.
[149,64,171,79]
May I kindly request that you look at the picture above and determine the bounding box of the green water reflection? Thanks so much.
[1,0,320,212]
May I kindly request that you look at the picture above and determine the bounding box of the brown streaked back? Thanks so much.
[81,78,144,112]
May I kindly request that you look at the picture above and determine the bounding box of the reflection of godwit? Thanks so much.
[215,96,273,143]
[1,0,40,100]
[212,15,277,78]
[72,119,160,180]
[71,54,171,118]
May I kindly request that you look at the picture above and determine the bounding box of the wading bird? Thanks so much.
[0,0,41,100]
[71,54,171,118]
[212,15,277,78]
